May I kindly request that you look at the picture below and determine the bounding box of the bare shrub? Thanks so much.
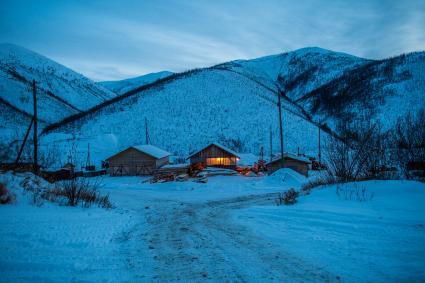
[21,174,46,206]
[275,188,299,205]
[21,174,43,192]
[46,178,113,208]
[0,183,16,205]
[392,109,425,180]
[0,141,19,163]
[325,121,389,182]
[335,183,374,202]
[301,174,337,192]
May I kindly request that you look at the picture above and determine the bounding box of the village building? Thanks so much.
[187,142,240,169]
[266,153,311,176]
[106,145,170,176]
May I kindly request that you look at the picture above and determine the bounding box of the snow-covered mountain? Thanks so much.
[1,46,421,167]
[293,52,425,130]
[0,43,117,143]
[41,47,372,165]
[217,47,368,101]
[43,65,325,167]
[99,71,173,95]
[217,47,425,130]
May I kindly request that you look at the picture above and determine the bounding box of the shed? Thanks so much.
[106,144,170,176]
[266,153,311,176]
[187,142,239,169]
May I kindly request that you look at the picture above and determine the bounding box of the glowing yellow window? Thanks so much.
[206,157,232,165]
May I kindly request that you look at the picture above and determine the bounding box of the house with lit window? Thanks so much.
[187,142,239,169]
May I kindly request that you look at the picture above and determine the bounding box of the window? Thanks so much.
[206,157,233,165]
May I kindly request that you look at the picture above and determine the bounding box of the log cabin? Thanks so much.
[106,145,170,176]
[266,153,311,176]
[187,142,239,169]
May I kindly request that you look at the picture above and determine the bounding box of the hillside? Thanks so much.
[217,47,369,101]
[29,47,425,166]
[99,71,173,95]
[42,66,326,166]
[294,52,425,130]
[0,43,117,142]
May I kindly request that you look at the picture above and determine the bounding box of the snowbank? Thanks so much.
[0,172,154,281]
[234,180,425,282]
[268,168,307,187]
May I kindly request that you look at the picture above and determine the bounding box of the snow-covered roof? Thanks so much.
[237,153,259,166]
[267,152,311,165]
[187,142,240,159]
[161,163,189,169]
[132,144,170,159]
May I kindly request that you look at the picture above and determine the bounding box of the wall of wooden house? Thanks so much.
[267,158,309,176]
[108,147,163,176]
[189,144,237,169]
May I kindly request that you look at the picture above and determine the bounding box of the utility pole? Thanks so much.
[32,80,38,175]
[269,126,273,162]
[145,117,149,144]
[14,118,34,167]
[86,143,91,169]
[318,123,322,164]
[277,91,284,167]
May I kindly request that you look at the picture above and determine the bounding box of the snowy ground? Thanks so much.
[1,171,425,282]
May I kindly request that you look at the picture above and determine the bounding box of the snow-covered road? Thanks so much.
[144,193,337,282]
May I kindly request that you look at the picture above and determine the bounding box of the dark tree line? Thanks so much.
[324,108,425,182]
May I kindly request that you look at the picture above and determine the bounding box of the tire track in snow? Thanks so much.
[144,193,339,282]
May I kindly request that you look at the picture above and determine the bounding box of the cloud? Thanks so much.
[1,0,424,80]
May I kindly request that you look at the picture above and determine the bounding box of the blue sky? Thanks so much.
[1,0,424,81]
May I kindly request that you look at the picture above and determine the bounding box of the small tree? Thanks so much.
[325,120,387,182]
[392,109,425,179]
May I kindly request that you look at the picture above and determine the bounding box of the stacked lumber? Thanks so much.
[150,173,176,183]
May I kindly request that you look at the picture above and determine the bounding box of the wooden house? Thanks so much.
[187,143,239,169]
[106,145,170,176]
[266,153,311,176]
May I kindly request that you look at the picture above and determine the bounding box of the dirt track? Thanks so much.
[144,193,337,282]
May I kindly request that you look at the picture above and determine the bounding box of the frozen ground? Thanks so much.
[235,180,425,282]
[1,171,424,282]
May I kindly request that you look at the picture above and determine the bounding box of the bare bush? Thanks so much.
[275,188,299,205]
[0,141,19,163]
[46,178,113,208]
[0,183,16,205]
[20,173,113,208]
[301,174,337,192]
[0,137,59,169]
[391,109,425,180]
[325,121,388,182]
[19,174,46,206]
[335,183,374,202]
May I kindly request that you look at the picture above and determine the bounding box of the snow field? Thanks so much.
[234,180,425,282]
[1,171,424,282]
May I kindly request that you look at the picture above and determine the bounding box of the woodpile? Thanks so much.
[195,172,208,183]
[176,174,189,182]
[150,173,176,183]
[188,163,205,177]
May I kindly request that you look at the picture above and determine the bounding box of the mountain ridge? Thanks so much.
[0,43,117,124]
[99,71,173,95]
[1,43,423,166]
